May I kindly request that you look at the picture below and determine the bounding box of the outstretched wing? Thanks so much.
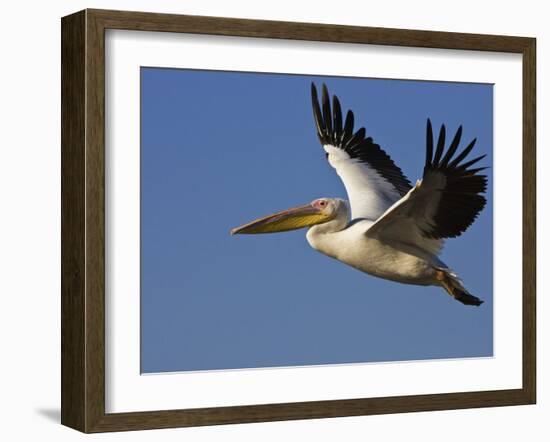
[311,83,412,220]
[366,119,487,255]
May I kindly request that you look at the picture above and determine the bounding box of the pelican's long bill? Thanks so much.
[231,203,332,235]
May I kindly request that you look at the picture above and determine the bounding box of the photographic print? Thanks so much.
[62,9,535,432]
[140,68,493,374]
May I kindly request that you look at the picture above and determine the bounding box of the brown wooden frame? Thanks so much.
[61,8,536,433]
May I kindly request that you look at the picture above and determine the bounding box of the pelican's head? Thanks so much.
[231,198,349,235]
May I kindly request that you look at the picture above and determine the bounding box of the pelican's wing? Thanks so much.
[311,83,412,220]
[366,120,487,255]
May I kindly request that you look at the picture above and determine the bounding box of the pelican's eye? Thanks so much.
[314,199,330,211]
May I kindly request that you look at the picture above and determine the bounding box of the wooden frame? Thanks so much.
[61,8,536,433]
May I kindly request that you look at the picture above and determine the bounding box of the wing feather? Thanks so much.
[433,124,446,165]
[311,83,412,220]
[366,120,487,254]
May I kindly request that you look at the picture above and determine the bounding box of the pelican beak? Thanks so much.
[231,203,330,235]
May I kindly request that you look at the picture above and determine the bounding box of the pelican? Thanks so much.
[231,84,488,306]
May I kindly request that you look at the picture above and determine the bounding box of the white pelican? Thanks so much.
[232,84,487,306]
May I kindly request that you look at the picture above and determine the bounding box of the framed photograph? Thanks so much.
[61,9,536,433]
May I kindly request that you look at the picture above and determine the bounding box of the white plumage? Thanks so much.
[323,144,399,220]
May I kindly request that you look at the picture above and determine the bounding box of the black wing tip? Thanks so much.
[310,82,343,146]
[425,121,486,175]
[310,81,329,95]
[422,120,488,239]
[311,82,339,109]
[426,119,434,166]
[310,83,412,195]
[311,82,318,100]
[311,83,325,142]
[311,81,329,93]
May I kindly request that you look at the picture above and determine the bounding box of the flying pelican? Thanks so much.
[231,84,488,306]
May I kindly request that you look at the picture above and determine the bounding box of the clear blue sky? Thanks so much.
[140,67,493,373]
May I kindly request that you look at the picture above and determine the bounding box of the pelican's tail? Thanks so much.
[435,268,484,306]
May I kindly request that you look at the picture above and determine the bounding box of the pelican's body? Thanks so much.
[232,84,488,306]
[307,220,441,286]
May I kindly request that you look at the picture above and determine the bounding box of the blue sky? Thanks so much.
[140,67,493,373]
